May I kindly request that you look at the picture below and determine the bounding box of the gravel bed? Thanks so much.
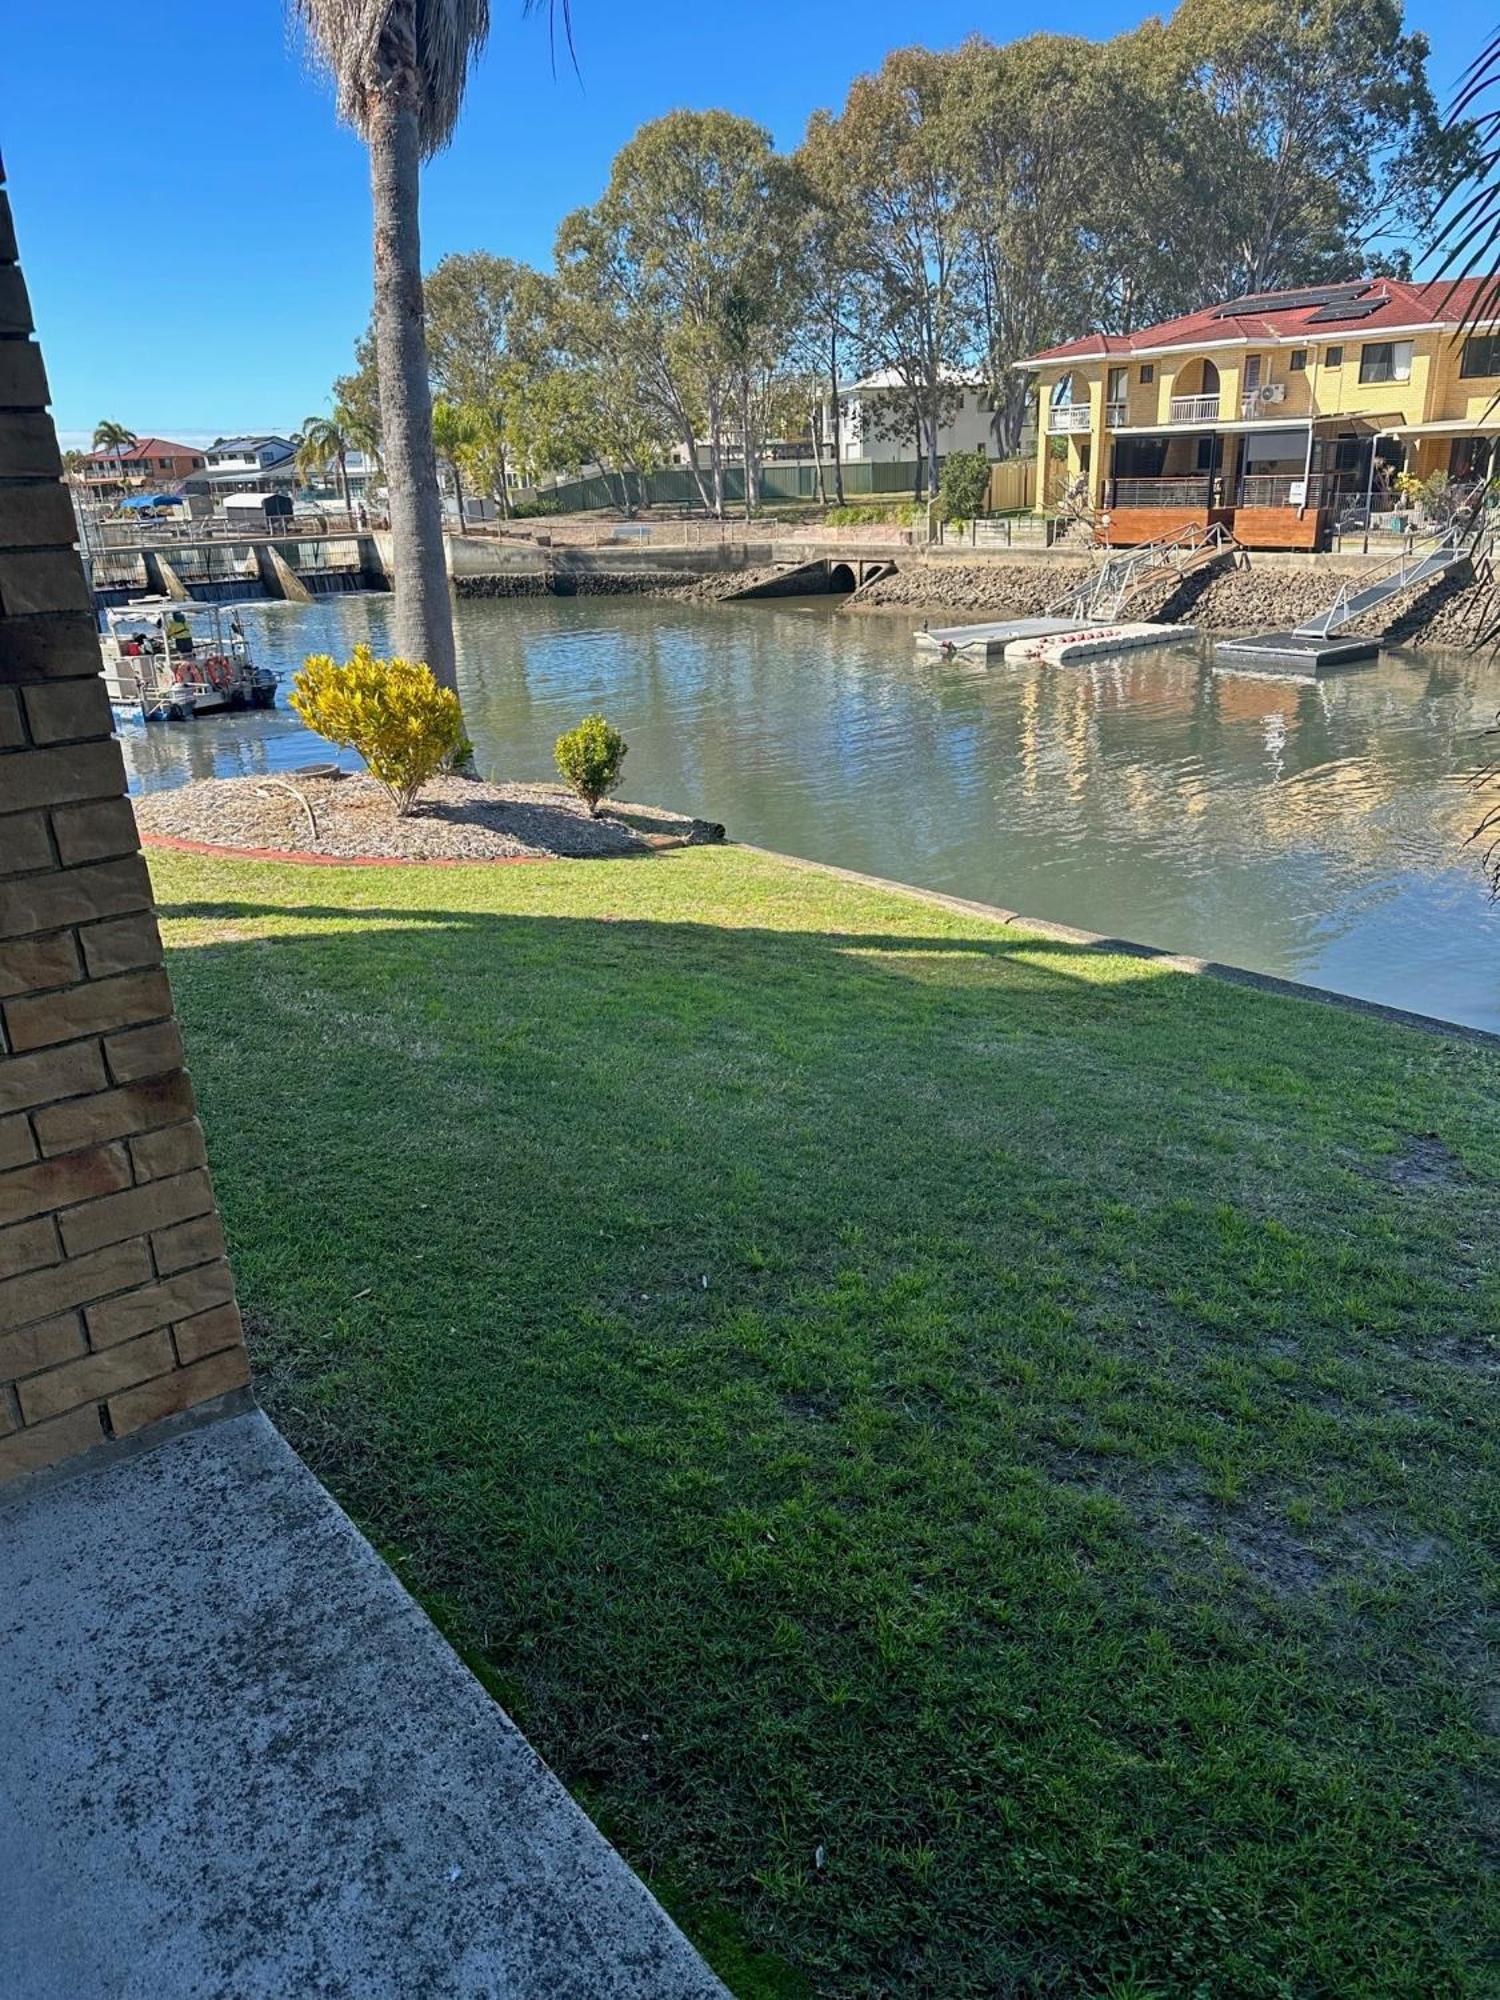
[134,772,725,862]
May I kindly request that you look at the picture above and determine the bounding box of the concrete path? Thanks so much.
[0,1408,726,1999]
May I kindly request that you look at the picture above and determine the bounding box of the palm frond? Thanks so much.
[292,0,492,156]
[521,0,576,79]
[1429,30,1500,328]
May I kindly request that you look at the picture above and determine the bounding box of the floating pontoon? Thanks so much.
[915,617,1090,656]
[1003,623,1190,664]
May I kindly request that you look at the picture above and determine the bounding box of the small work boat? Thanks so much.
[100,598,279,723]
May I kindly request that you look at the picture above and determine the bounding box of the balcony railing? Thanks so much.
[1047,402,1092,433]
[1168,394,1224,422]
[1104,401,1128,429]
[1108,477,1214,509]
[1105,473,1359,511]
[1167,395,1220,423]
[1237,473,1352,509]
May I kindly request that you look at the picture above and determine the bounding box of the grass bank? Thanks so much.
[152,844,1497,1997]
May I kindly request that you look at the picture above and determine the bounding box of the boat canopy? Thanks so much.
[117,492,186,511]
[105,598,224,633]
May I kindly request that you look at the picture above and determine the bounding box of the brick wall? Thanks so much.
[0,152,250,1484]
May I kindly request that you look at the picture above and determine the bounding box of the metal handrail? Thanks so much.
[1294,489,1490,637]
[1047,520,1240,622]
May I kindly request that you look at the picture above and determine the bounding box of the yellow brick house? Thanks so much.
[1018,278,1500,550]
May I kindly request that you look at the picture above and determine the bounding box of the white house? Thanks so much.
[826,370,998,464]
[184,435,299,497]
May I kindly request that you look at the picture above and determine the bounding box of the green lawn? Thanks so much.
[153,844,1498,1998]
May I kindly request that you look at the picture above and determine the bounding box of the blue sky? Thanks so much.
[7,0,1490,447]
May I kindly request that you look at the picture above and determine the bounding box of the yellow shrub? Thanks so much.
[290,644,465,815]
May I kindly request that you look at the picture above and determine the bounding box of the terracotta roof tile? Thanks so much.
[84,438,201,464]
[1020,278,1497,367]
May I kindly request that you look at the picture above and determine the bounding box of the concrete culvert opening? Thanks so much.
[827,562,857,593]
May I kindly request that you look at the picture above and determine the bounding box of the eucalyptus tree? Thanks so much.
[804,50,975,499]
[946,36,1114,456]
[555,204,715,512]
[423,251,550,517]
[558,111,793,517]
[1166,0,1465,300]
[785,168,860,505]
[292,0,514,692]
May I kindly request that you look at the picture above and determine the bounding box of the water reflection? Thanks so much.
[115,591,1500,1031]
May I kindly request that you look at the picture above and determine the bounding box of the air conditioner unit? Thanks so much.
[1259,383,1286,404]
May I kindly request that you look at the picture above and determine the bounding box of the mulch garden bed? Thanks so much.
[132,771,725,864]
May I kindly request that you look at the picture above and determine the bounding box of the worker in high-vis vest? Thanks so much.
[166,610,193,656]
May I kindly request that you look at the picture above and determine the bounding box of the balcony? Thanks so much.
[1168,394,1220,424]
[1047,402,1092,434]
[1108,477,1216,508]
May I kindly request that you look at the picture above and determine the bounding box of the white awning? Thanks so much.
[1384,419,1500,437]
[1108,417,1314,438]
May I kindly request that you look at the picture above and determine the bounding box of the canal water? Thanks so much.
[117,591,1500,1034]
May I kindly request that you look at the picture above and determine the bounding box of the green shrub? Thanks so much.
[824,502,923,528]
[939,449,991,523]
[290,643,465,816]
[555,714,627,816]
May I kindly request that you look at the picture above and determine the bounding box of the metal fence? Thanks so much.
[528,459,952,515]
[1107,478,1215,508]
[82,511,364,549]
[938,516,1057,549]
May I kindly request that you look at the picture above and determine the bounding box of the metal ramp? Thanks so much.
[1294,509,1486,638]
[1216,499,1491,673]
[1048,522,1240,624]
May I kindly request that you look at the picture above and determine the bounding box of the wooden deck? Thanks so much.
[1101,506,1234,547]
[1231,507,1325,552]
[1102,504,1325,552]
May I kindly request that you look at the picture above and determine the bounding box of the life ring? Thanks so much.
[172,660,197,685]
[202,653,233,690]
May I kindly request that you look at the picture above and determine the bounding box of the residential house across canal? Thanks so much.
[1021,279,1500,551]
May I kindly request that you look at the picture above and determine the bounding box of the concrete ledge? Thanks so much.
[0,1408,725,1999]
[738,844,1500,1050]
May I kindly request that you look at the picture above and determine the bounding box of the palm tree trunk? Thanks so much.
[368,87,457,692]
[451,456,466,527]
[338,448,352,517]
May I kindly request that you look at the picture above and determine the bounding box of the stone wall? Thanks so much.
[455,567,719,599]
[0,153,250,1485]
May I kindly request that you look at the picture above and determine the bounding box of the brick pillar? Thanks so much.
[0,153,250,1485]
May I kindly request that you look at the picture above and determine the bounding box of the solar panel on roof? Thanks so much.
[1306,295,1390,322]
[1212,283,1371,318]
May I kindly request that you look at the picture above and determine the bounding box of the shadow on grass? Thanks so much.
[156,885,1499,2000]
